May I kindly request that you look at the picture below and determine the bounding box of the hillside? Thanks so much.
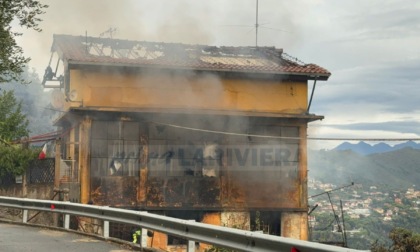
[308,147,420,189]
[333,141,420,155]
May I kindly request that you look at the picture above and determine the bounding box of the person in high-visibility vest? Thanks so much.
[132,228,141,244]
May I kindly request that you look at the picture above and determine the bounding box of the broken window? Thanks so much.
[90,121,141,177]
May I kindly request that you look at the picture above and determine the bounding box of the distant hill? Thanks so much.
[333,140,420,155]
[308,147,420,189]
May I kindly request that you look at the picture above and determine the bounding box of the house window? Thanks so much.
[90,121,140,177]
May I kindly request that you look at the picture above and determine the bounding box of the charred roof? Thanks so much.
[52,34,331,80]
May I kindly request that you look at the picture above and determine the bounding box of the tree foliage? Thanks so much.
[0,144,38,177]
[0,0,48,83]
[0,90,29,141]
[371,228,420,252]
[0,90,38,178]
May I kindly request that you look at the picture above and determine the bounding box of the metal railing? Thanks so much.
[0,196,368,252]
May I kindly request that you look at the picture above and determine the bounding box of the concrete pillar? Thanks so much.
[279,124,309,240]
[80,116,92,204]
[281,212,308,240]
[138,133,148,203]
[298,125,309,210]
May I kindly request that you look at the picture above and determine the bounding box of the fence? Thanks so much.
[0,196,369,252]
[0,158,55,188]
[0,173,16,187]
[27,158,55,184]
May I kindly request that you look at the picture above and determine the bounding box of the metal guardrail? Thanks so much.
[0,196,368,252]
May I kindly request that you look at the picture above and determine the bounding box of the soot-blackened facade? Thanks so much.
[45,34,330,249]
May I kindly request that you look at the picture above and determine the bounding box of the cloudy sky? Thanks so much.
[14,0,420,149]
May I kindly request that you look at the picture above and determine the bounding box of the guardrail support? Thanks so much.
[64,214,70,229]
[103,220,110,238]
[141,228,147,248]
[187,220,196,252]
[22,209,28,223]
[187,239,196,252]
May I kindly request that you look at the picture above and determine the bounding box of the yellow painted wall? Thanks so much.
[68,69,307,114]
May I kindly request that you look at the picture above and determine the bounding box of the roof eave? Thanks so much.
[54,106,324,126]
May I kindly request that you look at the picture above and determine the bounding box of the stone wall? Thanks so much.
[0,181,55,225]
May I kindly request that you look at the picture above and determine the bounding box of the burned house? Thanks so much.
[43,34,330,248]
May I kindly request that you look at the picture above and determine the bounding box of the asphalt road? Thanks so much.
[0,223,133,252]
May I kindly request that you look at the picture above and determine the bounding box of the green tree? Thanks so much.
[0,0,48,83]
[0,144,37,177]
[0,90,29,141]
[371,228,420,252]
[0,90,38,177]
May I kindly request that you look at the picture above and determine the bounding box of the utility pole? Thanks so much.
[340,200,348,247]
[255,0,259,47]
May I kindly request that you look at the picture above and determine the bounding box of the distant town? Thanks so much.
[307,179,419,249]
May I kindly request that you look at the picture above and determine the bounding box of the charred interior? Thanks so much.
[87,113,301,210]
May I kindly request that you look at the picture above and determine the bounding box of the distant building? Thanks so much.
[373,208,384,214]
[351,208,371,217]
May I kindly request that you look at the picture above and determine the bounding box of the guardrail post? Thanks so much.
[139,211,148,249]
[141,228,147,249]
[187,239,196,252]
[187,220,196,252]
[103,206,110,239]
[64,214,70,229]
[103,220,109,238]
[22,209,28,223]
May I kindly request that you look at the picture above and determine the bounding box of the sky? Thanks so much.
[14,0,420,149]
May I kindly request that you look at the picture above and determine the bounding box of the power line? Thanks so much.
[309,183,354,198]
[307,137,420,142]
[150,121,420,142]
